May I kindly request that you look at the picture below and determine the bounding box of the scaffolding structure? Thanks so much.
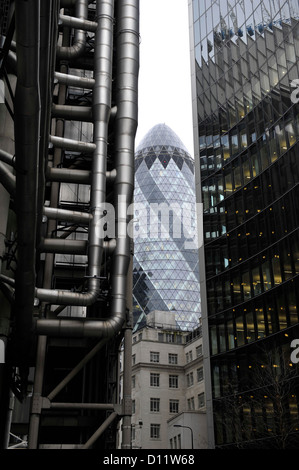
[0,0,139,449]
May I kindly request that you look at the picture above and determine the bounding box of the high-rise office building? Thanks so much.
[132,123,201,331]
[189,0,299,448]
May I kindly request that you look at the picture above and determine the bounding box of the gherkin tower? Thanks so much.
[133,123,201,331]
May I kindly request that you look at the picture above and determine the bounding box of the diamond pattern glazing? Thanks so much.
[133,124,201,331]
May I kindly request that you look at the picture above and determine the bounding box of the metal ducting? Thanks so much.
[0,0,139,450]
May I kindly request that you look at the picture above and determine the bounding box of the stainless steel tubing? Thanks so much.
[14,0,41,383]
[40,238,88,254]
[36,0,114,308]
[52,103,93,121]
[46,167,116,185]
[59,13,98,32]
[0,162,16,197]
[49,134,96,153]
[107,0,139,336]
[46,167,91,184]
[36,0,139,338]
[39,238,116,255]
[54,71,95,89]
[43,206,92,224]
[57,0,88,60]
[0,149,14,166]
[0,274,15,287]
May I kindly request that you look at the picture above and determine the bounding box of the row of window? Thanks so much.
[203,145,298,242]
[205,194,299,279]
[201,106,299,185]
[170,434,182,450]
[132,398,180,414]
[193,0,298,67]
[132,392,205,422]
[209,280,298,356]
[207,233,299,316]
[196,25,298,124]
[144,346,203,366]
[132,369,204,389]
[211,342,293,399]
[201,115,299,212]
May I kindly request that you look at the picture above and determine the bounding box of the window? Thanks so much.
[132,400,135,414]
[166,333,174,343]
[169,399,179,414]
[150,398,160,413]
[196,345,203,357]
[150,351,160,363]
[197,367,204,382]
[187,397,195,410]
[158,333,164,342]
[150,424,160,439]
[198,392,205,408]
[168,353,178,364]
[169,374,178,388]
[132,354,136,366]
[187,372,194,387]
[132,375,135,388]
[186,351,193,363]
[150,373,160,387]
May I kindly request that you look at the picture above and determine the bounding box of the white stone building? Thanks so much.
[119,311,208,449]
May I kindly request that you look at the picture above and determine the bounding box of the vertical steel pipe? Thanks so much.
[36,0,140,339]
[14,0,41,388]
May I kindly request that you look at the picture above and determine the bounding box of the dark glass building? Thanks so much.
[133,123,201,331]
[189,0,299,448]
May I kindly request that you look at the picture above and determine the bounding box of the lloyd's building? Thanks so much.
[189,0,299,448]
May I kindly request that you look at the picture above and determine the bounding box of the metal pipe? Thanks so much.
[49,134,96,153]
[82,411,118,449]
[47,167,91,184]
[39,237,116,255]
[0,149,14,166]
[54,71,95,89]
[43,206,91,224]
[46,166,116,185]
[52,103,93,121]
[0,274,15,287]
[121,313,133,449]
[47,167,90,184]
[107,0,139,337]
[14,0,41,386]
[56,0,88,60]
[35,0,139,337]
[47,338,108,401]
[0,162,15,197]
[37,0,56,249]
[35,0,114,308]
[59,13,97,32]
[36,0,139,337]
[28,334,47,449]
[48,402,115,410]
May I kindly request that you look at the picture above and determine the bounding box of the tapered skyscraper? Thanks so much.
[189,0,299,448]
[133,123,201,331]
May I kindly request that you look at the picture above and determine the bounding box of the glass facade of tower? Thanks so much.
[190,0,299,448]
[133,124,201,331]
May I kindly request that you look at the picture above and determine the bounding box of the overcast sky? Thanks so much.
[136,0,194,157]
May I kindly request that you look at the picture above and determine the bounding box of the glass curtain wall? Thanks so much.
[133,124,201,331]
[190,0,299,448]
